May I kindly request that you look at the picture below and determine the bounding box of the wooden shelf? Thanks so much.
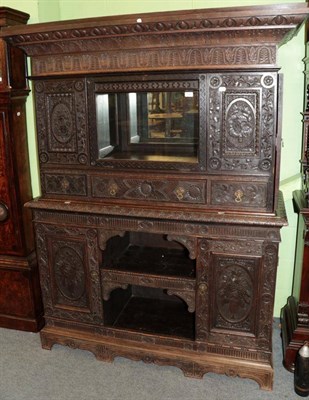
[107,293,195,340]
[104,245,196,278]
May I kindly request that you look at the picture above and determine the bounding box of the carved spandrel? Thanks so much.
[98,230,126,251]
[167,289,195,313]
[167,235,197,260]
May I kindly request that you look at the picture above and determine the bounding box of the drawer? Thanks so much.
[91,176,206,204]
[210,180,268,209]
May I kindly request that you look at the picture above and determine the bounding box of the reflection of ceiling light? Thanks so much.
[184,92,194,97]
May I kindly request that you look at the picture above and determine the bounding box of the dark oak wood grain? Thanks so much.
[2,2,308,390]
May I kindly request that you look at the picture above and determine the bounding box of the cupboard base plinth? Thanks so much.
[40,325,274,391]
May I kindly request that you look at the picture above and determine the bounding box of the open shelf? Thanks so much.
[104,286,195,340]
[102,232,196,279]
[107,245,195,278]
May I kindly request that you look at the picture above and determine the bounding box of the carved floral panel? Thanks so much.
[34,79,88,165]
[207,72,277,173]
[211,255,260,334]
[35,223,103,324]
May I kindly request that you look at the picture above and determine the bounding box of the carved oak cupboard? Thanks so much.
[2,3,308,390]
[0,7,43,332]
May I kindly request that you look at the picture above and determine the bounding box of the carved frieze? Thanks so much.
[4,3,307,76]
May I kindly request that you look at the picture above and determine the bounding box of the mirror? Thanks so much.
[95,89,199,161]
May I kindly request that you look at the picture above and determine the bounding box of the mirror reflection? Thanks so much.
[95,90,199,161]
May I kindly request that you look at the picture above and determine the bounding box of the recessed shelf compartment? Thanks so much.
[104,286,195,340]
[101,232,196,308]
[102,232,196,336]
[102,231,196,278]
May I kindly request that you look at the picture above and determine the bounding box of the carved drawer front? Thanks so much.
[91,175,206,204]
[42,173,88,196]
[35,223,103,324]
[210,180,268,210]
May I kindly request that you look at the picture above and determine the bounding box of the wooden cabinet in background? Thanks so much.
[2,3,308,390]
[0,7,43,332]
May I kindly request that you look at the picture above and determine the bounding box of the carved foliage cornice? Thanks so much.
[2,4,308,74]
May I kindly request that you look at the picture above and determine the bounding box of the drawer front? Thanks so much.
[91,176,206,204]
[210,180,268,210]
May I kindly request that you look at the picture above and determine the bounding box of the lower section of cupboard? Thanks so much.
[30,201,287,391]
[40,324,274,390]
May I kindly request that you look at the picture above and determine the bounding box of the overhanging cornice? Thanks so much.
[1,2,308,76]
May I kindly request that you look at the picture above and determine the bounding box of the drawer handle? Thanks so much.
[108,183,118,196]
[234,189,244,203]
[175,187,185,201]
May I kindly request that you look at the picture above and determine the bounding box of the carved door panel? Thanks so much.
[35,223,103,324]
[196,237,278,351]
[207,72,279,212]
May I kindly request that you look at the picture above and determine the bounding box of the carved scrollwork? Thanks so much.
[211,182,267,208]
[167,235,197,259]
[166,290,195,312]
[91,176,206,204]
[102,282,129,301]
[98,230,126,251]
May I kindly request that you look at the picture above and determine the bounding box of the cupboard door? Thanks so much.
[35,223,103,324]
[196,238,278,351]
